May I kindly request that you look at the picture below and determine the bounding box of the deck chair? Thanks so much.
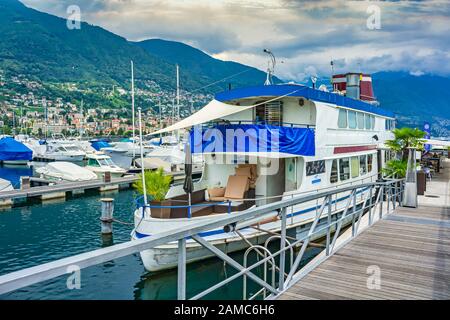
[208,175,250,201]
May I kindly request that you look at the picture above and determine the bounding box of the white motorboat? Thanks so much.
[37,141,86,162]
[86,153,127,178]
[36,162,98,182]
[0,178,13,193]
[131,72,397,272]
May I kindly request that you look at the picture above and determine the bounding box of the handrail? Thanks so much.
[0,179,404,298]
[199,120,316,129]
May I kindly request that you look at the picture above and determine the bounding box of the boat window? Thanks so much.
[351,156,359,178]
[99,159,114,166]
[306,160,325,176]
[330,159,338,183]
[348,111,357,129]
[65,146,80,151]
[88,159,100,167]
[368,154,373,172]
[255,100,283,125]
[360,155,367,175]
[370,115,375,129]
[365,114,371,130]
[338,109,347,128]
[339,158,350,181]
[357,112,365,129]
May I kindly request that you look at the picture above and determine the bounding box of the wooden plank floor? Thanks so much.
[277,159,450,300]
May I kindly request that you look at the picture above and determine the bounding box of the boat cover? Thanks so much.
[0,137,33,161]
[190,124,315,156]
[91,141,111,151]
[37,162,98,181]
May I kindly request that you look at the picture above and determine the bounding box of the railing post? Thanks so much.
[278,208,287,291]
[379,186,384,219]
[387,184,391,213]
[368,186,373,225]
[392,182,397,210]
[326,197,332,256]
[352,191,357,237]
[177,238,187,300]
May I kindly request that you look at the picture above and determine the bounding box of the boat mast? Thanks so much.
[131,60,136,158]
[79,99,84,139]
[263,49,276,85]
[176,64,181,140]
[137,107,147,206]
[159,98,163,139]
[176,64,180,122]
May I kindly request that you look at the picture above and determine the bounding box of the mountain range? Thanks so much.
[0,0,448,135]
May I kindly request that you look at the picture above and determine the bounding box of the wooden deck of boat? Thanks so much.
[277,159,450,300]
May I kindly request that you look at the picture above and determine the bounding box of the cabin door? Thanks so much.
[256,158,285,205]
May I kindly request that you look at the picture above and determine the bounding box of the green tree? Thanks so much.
[385,127,426,161]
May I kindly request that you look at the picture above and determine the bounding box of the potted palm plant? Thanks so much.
[133,168,173,218]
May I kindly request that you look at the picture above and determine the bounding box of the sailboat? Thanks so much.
[102,61,143,169]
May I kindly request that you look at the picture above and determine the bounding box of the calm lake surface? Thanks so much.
[0,165,320,300]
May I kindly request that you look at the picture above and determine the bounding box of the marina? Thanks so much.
[0,0,449,307]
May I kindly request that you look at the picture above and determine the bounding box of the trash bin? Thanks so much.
[417,170,426,195]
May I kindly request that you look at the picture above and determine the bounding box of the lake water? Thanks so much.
[0,165,320,300]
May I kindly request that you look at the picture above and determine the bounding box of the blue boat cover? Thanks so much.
[215,84,395,118]
[0,137,33,161]
[190,124,315,156]
[91,141,111,151]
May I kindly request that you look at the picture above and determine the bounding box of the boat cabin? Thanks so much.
[148,80,396,219]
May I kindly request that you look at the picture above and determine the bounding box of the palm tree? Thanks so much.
[385,127,426,161]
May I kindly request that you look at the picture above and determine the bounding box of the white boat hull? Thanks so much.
[133,189,366,272]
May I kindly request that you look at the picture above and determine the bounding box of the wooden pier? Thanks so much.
[276,160,450,300]
[0,175,138,206]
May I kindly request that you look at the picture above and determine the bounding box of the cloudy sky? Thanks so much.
[21,0,450,81]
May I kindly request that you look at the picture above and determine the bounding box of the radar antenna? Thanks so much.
[263,49,276,85]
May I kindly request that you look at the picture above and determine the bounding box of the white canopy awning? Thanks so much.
[150,99,254,135]
[425,139,450,147]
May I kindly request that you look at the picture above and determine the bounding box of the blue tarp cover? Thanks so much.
[0,137,33,161]
[215,84,395,118]
[91,141,111,151]
[190,124,315,156]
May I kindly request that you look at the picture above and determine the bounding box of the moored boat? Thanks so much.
[85,153,127,178]
[36,162,98,182]
[132,72,396,272]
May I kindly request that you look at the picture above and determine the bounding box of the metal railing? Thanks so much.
[0,179,404,300]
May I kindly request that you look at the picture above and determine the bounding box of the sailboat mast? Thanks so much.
[131,60,136,158]
[176,64,180,121]
[79,99,84,139]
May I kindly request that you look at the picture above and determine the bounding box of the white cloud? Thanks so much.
[20,0,450,80]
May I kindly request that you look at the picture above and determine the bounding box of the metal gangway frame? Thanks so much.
[0,179,404,300]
